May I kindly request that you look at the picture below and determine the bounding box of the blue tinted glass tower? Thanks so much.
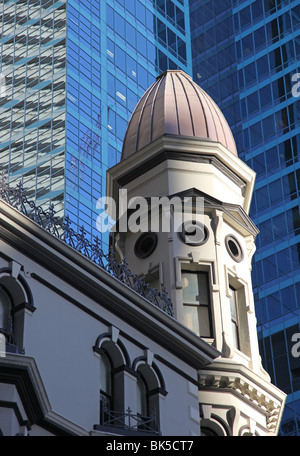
[0,0,192,248]
[190,0,300,435]
[0,0,67,218]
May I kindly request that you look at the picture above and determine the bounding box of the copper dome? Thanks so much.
[121,70,237,160]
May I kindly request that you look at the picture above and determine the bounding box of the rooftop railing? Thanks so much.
[0,171,174,317]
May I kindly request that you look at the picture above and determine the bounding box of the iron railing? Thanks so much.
[100,405,160,435]
[0,172,173,316]
[0,318,19,353]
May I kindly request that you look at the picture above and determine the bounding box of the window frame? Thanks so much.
[181,270,213,339]
[229,285,240,350]
[226,272,251,358]
[99,352,113,422]
[0,286,12,336]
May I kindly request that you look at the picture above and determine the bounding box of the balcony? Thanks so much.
[0,325,19,355]
[94,406,161,436]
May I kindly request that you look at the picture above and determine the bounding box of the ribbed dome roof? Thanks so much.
[121,70,237,160]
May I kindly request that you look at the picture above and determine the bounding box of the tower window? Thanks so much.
[181,271,213,338]
[227,278,251,356]
[229,286,240,350]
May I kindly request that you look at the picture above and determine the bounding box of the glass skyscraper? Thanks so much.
[190,0,300,435]
[0,0,192,248]
[0,0,66,217]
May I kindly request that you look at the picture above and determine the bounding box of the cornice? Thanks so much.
[0,354,50,424]
[106,135,256,214]
[167,187,259,237]
[198,361,286,435]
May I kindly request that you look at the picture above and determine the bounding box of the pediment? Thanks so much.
[167,188,259,237]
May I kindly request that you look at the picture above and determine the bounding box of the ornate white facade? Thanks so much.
[106,70,286,436]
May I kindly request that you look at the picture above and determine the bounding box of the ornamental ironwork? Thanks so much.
[0,171,173,316]
[99,404,160,435]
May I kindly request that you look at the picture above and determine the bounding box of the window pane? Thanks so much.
[183,305,200,336]
[137,377,147,416]
[229,287,239,349]
[182,272,209,305]
[182,272,200,305]
[182,272,212,337]
[0,289,10,330]
[100,355,111,395]
[183,305,212,338]
[198,306,211,338]
[229,292,237,321]
[198,273,210,305]
[231,321,239,349]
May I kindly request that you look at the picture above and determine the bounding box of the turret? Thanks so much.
[106,70,286,436]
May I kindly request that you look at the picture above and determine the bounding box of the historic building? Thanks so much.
[0,70,285,436]
[1,0,299,435]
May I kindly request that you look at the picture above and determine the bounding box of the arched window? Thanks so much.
[137,375,148,418]
[0,287,11,335]
[136,374,151,431]
[94,335,132,429]
[131,359,167,434]
[201,427,219,436]
[0,269,35,354]
[100,354,112,422]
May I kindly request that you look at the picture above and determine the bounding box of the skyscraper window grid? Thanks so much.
[0,0,192,248]
[0,0,67,219]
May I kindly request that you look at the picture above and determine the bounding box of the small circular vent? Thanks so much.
[134,232,158,258]
[225,235,244,262]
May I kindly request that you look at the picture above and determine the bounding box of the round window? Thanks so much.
[225,235,244,262]
[134,232,158,258]
[178,221,209,246]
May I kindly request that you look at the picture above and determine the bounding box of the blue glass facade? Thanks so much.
[0,0,67,217]
[0,0,192,247]
[65,0,192,246]
[190,0,300,435]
